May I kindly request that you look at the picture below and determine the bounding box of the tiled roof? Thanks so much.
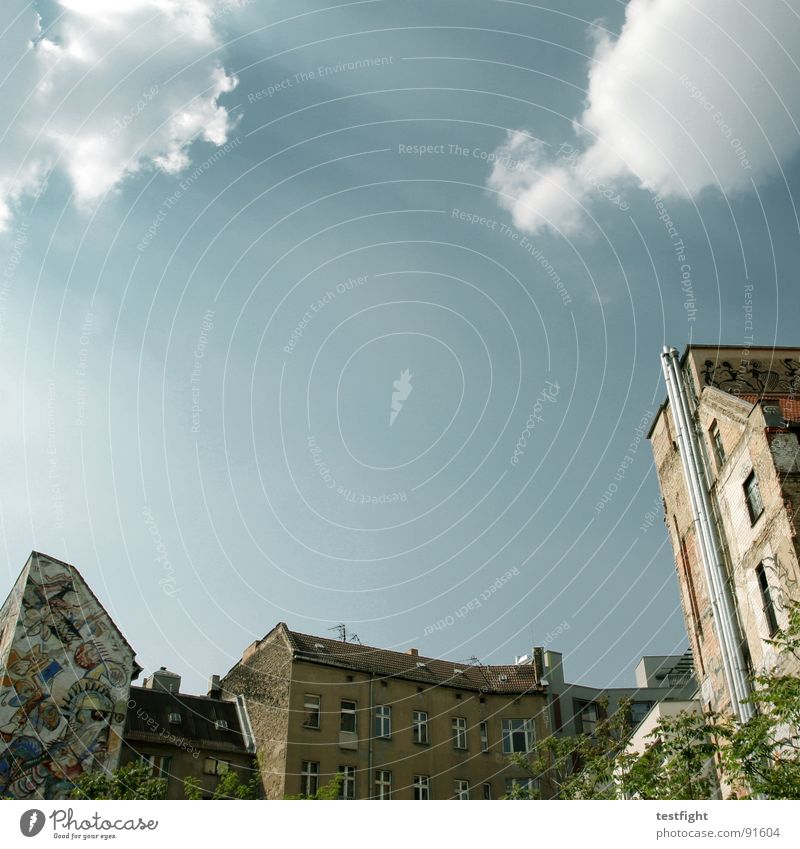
[124,686,248,752]
[284,628,543,694]
[741,396,800,424]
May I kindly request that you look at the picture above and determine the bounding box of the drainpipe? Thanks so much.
[661,347,753,722]
[368,673,375,800]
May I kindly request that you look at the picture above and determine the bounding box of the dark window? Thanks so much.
[629,701,654,727]
[479,720,489,752]
[303,694,321,729]
[374,770,391,800]
[413,774,430,800]
[573,700,599,735]
[756,562,779,637]
[482,782,492,800]
[338,765,355,800]
[744,471,764,524]
[709,422,725,467]
[374,705,391,738]
[412,710,429,744]
[452,716,467,750]
[340,700,357,733]
[501,718,533,753]
[300,761,319,796]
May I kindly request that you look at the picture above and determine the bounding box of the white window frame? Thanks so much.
[374,704,391,738]
[505,777,537,797]
[454,778,470,799]
[482,782,492,800]
[452,716,467,750]
[501,718,534,753]
[412,710,429,744]
[413,774,431,800]
[340,699,357,733]
[374,769,392,800]
[338,765,356,800]
[303,693,321,729]
[301,761,320,797]
[479,720,489,752]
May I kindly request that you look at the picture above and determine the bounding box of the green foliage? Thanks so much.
[70,762,167,800]
[183,760,262,800]
[286,773,344,800]
[508,603,800,800]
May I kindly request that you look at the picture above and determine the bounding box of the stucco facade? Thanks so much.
[0,552,140,799]
[223,624,550,799]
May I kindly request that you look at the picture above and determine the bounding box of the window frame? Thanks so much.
[300,761,320,797]
[340,699,357,734]
[505,777,537,797]
[479,720,489,752]
[454,778,470,800]
[303,693,321,729]
[452,716,468,750]
[501,718,534,753]
[573,699,599,736]
[412,710,429,744]
[756,561,780,637]
[203,757,230,776]
[374,769,392,800]
[743,470,764,525]
[338,765,356,800]
[413,774,431,800]
[482,782,492,800]
[709,421,725,467]
[374,704,392,739]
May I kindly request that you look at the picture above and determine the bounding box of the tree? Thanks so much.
[183,760,262,800]
[507,603,800,800]
[70,762,166,800]
[286,773,343,800]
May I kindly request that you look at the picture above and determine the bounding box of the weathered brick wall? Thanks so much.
[222,632,292,799]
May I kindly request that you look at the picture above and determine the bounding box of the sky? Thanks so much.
[1,0,800,695]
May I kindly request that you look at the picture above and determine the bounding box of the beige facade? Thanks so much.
[649,345,800,718]
[223,625,550,799]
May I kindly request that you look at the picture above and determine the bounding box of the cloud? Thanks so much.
[0,0,240,231]
[489,0,800,234]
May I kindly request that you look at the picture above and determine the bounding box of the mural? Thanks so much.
[0,553,137,800]
[700,356,800,395]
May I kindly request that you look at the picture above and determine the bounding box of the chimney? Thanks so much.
[143,666,181,694]
[208,674,222,699]
[405,648,419,656]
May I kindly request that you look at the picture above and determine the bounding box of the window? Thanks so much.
[301,761,319,797]
[452,716,467,750]
[140,754,171,778]
[756,562,779,637]
[340,700,357,733]
[574,700,599,735]
[412,710,429,744]
[501,718,534,753]
[709,422,725,467]
[374,705,391,738]
[482,782,492,800]
[203,757,230,776]
[303,694,321,729]
[338,765,356,800]
[479,720,489,752]
[454,779,470,799]
[629,701,654,727]
[413,774,430,800]
[505,777,537,798]
[744,470,764,524]
[374,769,392,800]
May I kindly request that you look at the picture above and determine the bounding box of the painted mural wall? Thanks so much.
[0,553,137,799]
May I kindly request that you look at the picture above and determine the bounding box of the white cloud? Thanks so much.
[489,0,800,234]
[0,0,240,230]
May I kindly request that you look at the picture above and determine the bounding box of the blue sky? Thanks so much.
[2,0,799,694]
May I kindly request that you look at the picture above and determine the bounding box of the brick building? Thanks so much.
[649,345,800,720]
[221,624,550,799]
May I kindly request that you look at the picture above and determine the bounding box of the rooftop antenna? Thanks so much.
[329,624,347,642]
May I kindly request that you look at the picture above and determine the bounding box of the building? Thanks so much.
[120,667,257,799]
[0,552,140,799]
[526,648,696,737]
[649,345,800,721]
[221,624,550,799]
